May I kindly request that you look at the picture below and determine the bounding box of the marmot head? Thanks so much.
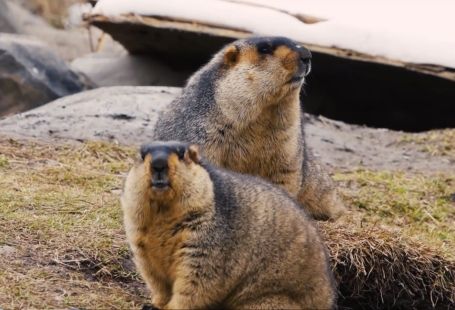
[222,36,311,85]
[139,141,206,202]
[214,36,311,124]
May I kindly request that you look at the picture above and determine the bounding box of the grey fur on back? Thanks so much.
[193,162,337,308]
[154,59,220,144]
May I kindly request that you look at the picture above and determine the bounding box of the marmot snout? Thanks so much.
[139,142,199,192]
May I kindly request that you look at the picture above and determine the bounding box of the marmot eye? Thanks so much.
[176,147,185,159]
[257,43,273,55]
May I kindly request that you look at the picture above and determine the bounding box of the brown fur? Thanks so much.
[153,37,346,220]
[121,142,336,309]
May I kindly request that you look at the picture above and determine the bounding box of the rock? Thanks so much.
[0,0,124,61]
[71,53,189,87]
[0,34,91,116]
[66,2,94,28]
[88,8,455,131]
[0,86,451,173]
[0,245,16,257]
[0,86,180,142]
[0,0,15,33]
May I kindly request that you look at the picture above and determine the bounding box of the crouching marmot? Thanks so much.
[121,141,336,309]
[153,36,346,220]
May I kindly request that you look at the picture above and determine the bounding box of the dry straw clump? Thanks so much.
[319,220,455,309]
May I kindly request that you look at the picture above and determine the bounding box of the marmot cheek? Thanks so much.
[282,53,299,71]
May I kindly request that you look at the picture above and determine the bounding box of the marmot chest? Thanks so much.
[206,119,302,178]
[130,209,188,280]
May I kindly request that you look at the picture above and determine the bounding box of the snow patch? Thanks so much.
[92,0,455,68]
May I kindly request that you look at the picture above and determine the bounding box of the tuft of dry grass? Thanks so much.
[0,135,454,309]
[331,166,455,308]
[320,220,455,309]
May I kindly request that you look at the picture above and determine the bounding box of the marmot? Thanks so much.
[121,141,336,309]
[153,36,346,220]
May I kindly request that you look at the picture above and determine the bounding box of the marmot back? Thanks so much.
[121,141,336,309]
[153,36,346,220]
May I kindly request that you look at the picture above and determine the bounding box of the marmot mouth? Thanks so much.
[151,180,170,190]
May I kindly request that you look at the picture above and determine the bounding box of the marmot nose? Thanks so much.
[152,156,168,173]
[300,55,310,62]
[299,53,311,64]
[297,45,312,60]
[297,48,312,76]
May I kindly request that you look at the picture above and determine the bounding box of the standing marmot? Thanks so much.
[153,36,346,220]
[121,141,336,309]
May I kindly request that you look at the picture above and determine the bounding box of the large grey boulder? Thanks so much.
[0,86,180,142]
[0,86,451,172]
[0,0,124,61]
[0,34,91,116]
[0,0,15,33]
[71,53,189,87]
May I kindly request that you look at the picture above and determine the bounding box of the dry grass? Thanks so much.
[0,135,454,309]
[331,167,455,308]
[0,136,146,308]
[320,220,455,309]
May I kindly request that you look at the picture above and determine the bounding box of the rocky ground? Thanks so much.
[1,86,453,173]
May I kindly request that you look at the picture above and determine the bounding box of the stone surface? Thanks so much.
[89,13,455,131]
[0,0,15,33]
[0,86,179,142]
[0,86,452,173]
[0,245,16,257]
[0,34,90,116]
[71,53,189,87]
[1,0,124,61]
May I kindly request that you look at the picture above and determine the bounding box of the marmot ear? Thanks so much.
[223,45,239,66]
[140,144,150,160]
[184,144,201,164]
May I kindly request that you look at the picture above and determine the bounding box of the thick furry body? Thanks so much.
[153,36,345,220]
[121,142,336,309]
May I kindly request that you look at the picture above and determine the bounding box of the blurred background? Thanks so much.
[1,0,454,131]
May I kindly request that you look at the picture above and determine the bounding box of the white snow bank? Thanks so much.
[92,0,455,69]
